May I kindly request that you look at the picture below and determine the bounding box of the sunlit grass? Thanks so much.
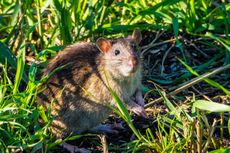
[0,0,230,152]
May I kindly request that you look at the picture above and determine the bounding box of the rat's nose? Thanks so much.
[128,57,138,67]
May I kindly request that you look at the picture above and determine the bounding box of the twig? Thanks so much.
[191,86,212,101]
[202,119,218,153]
[141,38,176,56]
[196,121,202,153]
[183,37,210,58]
[191,120,197,153]
[99,134,108,153]
[141,31,164,50]
[145,63,230,108]
[220,112,224,146]
[149,59,160,73]
[160,44,174,75]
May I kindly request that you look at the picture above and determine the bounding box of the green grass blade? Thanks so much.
[228,119,230,135]
[52,0,72,45]
[179,58,230,96]
[206,33,230,52]
[172,18,179,39]
[0,42,28,83]
[158,90,181,120]
[0,42,17,69]
[209,147,230,153]
[103,70,143,140]
[193,100,230,112]
[13,49,25,94]
[110,90,143,140]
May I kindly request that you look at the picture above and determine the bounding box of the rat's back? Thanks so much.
[37,42,112,138]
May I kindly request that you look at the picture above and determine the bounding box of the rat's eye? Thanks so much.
[114,49,120,56]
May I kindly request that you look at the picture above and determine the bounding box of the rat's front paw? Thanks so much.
[128,102,147,118]
[135,90,145,107]
[90,123,124,134]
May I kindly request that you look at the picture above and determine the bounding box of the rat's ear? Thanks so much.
[96,38,112,53]
[131,29,142,44]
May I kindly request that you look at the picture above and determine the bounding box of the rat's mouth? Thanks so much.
[121,65,138,77]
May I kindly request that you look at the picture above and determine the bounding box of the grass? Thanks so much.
[0,0,230,152]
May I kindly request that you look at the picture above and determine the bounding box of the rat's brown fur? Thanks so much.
[36,32,143,139]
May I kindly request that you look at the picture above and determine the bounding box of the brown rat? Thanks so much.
[36,30,146,152]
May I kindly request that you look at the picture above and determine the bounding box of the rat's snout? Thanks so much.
[128,57,138,68]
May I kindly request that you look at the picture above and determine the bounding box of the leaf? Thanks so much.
[103,70,143,140]
[52,0,72,45]
[206,32,230,52]
[193,100,230,112]
[13,49,25,94]
[228,119,230,135]
[209,147,230,153]
[178,58,230,96]
[172,18,179,38]
[0,42,17,69]
[0,42,28,83]
[158,90,181,120]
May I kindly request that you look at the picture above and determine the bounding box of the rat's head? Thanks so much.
[96,30,142,78]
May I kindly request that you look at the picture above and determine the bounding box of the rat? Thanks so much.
[36,30,146,153]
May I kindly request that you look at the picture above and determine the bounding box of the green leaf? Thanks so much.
[103,70,143,140]
[13,49,25,94]
[193,100,230,112]
[178,58,230,96]
[0,42,28,83]
[158,90,181,120]
[209,147,230,153]
[172,18,179,38]
[206,32,230,52]
[0,42,17,69]
[228,119,230,135]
